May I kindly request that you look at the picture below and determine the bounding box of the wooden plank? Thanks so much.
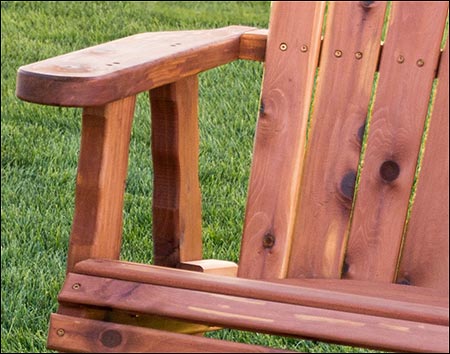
[47,314,289,353]
[150,76,202,267]
[59,272,449,353]
[74,259,449,326]
[275,278,448,308]
[239,29,268,62]
[344,2,448,282]
[239,1,326,279]
[66,96,136,273]
[178,259,238,277]
[55,303,220,335]
[16,26,255,107]
[287,1,387,279]
[397,43,449,293]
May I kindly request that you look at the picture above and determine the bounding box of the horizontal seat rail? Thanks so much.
[59,261,448,353]
[73,259,448,327]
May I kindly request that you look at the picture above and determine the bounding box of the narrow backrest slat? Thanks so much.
[238,1,325,279]
[344,2,448,282]
[396,43,449,293]
[287,2,387,279]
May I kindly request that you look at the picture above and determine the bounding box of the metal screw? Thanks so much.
[355,51,363,60]
[57,328,65,337]
[279,43,288,51]
[334,49,343,58]
[263,233,275,249]
[416,59,424,67]
[300,45,308,53]
[397,55,405,64]
[72,283,81,290]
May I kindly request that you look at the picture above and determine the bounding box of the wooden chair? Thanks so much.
[16,1,449,352]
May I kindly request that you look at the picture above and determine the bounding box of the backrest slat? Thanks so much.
[238,1,325,279]
[287,1,387,279]
[344,2,448,282]
[396,43,449,293]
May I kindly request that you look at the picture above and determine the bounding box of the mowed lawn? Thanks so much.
[0,2,382,353]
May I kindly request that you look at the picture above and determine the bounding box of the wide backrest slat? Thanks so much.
[287,1,387,279]
[344,2,448,282]
[238,1,326,279]
[396,43,449,294]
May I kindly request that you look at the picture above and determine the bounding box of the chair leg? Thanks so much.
[66,95,136,273]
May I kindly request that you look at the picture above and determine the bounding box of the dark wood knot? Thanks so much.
[396,278,411,286]
[100,330,122,348]
[340,171,357,201]
[357,122,366,144]
[379,160,400,182]
[259,101,265,116]
[360,1,375,9]
[263,233,275,249]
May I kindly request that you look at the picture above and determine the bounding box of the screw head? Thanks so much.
[416,59,424,67]
[334,49,343,58]
[279,43,288,51]
[57,328,65,337]
[263,233,275,249]
[72,283,81,290]
[397,55,405,64]
[300,45,308,53]
[355,51,363,60]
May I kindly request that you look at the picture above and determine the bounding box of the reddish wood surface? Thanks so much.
[344,2,448,282]
[16,26,255,107]
[239,1,326,279]
[47,314,288,353]
[56,302,219,335]
[59,271,449,353]
[150,76,202,267]
[178,259,238,277]
[66,96,136,273]
[73,259,449,326]
[397,43,449,293]
[239,29,268,62]
[287,1,387,279]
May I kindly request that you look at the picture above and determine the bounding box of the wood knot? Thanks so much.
[342,261,350,275]
[100,330,122,348]
[360,1,375,9]
[259,101,265,116]
[396,278,411,286]
[357,122,366,144]
[263,233,275,249]
[340,171,357,201]
[379,160,400,182]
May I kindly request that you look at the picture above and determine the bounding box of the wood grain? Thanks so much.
[239,1,326,279]
[150,76,202,267]
[59,271,449,353]
[239,29,268,62]
[287,1,387,279]
[16,26,255,107]
[66,96,136,273]
[73,259,449,326]
[344,1,448,282]
[47,314,288,353]
[178,259,238,277]
[397,43,449,293]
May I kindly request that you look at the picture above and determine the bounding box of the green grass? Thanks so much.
[0,1,416,353]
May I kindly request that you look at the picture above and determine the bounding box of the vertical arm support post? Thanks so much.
[66,95,136,273]
[150,75,202,267]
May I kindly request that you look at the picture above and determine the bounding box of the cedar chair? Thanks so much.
[16,1,449,353]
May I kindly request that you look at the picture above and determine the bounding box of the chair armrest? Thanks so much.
[16,26,265,107]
